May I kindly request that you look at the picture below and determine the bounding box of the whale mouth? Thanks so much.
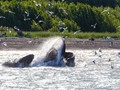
[64,52,75,67]
[44,48,57,63]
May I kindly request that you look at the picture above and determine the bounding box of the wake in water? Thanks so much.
[2,37,75,68]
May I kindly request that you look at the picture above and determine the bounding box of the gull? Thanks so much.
[93,60,96,64]
[108,58,111,61]
[33,0,41,7]
[60,27,68,33]
[6,10,15,14]
[111,62,114,69]
[102,8,110,14]
[6,27,10,30]
[102,8,109,13]
[35,3,41,7]
[80,61,87,67]
[109,41,113,46]
[6,27,11,33]
[111,65,114,69]
[24,15,31,21]
[24,18,31,21]
[61,29,66,33]
[38,20,46,24]
[9,30,12,33]
[17,30,23,36]
[48,1,54,7]
[0,16,6,19]
[94,51,97,55]
[63,27,68,30]
[58,21,65,27]
[35,14,39,19]
[59,7,68,15]
[28,40,32,44]
[34,22,38,26]
[60,28,64,33]
[98,48,102,52]
[91,23,97,29]
[117,26,120,29]
[99,55,102,58]
[33,0,36,3]
[1,42,7,46]
[0,26,2,29]
[14,26,20,31]
[46,11,54,16]
[63,9,68,15]
[14,26,24,36]
[74,30,81,34]
[25,11,30,17]
[106,36,111,40]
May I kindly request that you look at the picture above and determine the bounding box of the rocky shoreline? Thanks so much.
[0,37,120,50]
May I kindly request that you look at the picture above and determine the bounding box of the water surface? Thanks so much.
[0,49,120,90]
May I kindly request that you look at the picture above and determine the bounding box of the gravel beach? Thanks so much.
[0,37,120,50]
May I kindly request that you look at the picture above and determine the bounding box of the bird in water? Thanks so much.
[111,65,114,69]
[94,51,97,55]
[98,48,102,52]
[93,60,96,64]
[108,58,111,62]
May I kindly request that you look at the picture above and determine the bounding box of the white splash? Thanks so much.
[30,37,65,67]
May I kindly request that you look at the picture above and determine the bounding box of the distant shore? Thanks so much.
[0,37,120,50]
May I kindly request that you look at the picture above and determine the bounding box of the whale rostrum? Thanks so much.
[3,37,75,67]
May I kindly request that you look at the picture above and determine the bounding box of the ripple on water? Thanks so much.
[0,50,120,89]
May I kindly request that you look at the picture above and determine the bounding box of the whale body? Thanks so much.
[3,37,75,68]
[3,54,34,68]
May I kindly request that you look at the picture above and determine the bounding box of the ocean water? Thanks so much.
[0,49,120,90]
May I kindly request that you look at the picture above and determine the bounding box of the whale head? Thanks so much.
[42,37,75,67]
[42,37,65,66]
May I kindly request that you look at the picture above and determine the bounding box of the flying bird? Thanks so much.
[74,30,81,34]
[91,23,97,29]
[0,16,6,19]
[25,11,30,17]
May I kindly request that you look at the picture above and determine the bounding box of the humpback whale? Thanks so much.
[3,54,34,68]
[3,37,75,68]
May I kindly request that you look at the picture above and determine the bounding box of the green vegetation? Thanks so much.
[26,32,120,38]
[0,0,120,38]
[4,31,120,39]
[62,0,120,8]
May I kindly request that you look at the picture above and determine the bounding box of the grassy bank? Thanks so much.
[5,31,120,39]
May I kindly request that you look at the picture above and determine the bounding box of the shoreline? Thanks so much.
[0,37,120,50]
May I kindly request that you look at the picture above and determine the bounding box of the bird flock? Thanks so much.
[0,0,83,34]
[90,48,117,69]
